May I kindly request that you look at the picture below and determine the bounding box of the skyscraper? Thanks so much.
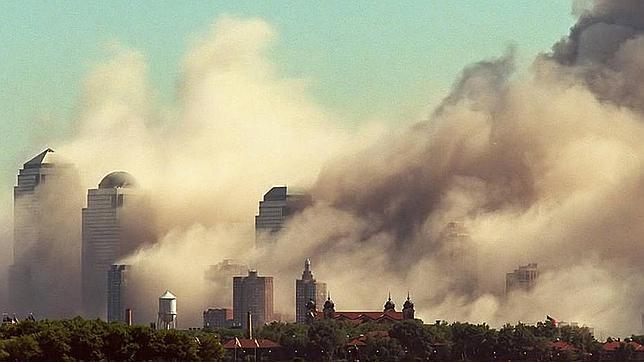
[254,186,312,246]
[295,258,327,323]
[233,270,273,328]
[82,171,152,318]
[506,263,539,294]
[9,148,83,317]
[107,264,130,323]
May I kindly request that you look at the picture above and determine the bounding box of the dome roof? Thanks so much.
[99,171,137,189]
[384,298,396,311]
[403,294,414,309]
[323,296,335,309]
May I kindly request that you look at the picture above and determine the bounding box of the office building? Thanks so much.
[233,270,273,328]
[9,148,83,317]
[203,308,233,329]
[506,263,539,294]
[82,171,152,318]
[107,264,130,323]
[254,186,312,246]
[295,258,327,323]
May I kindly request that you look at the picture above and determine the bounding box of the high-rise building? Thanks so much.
[439,221,478,293]
[9,148,83,317]
[233,270,273,328]
[82,171,152,318]
[107,264,130,323]
[295,258,327,323]
[506,263,539,294]
[254,186,312,246]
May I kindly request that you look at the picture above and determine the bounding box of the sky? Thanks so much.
[0,1,574,202]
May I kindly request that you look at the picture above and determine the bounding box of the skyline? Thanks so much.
[1,0,643,339]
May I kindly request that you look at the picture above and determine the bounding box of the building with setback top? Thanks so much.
[295,258,327,323]
[82,171,153,318]
[254,186,312,246]
[9,148,83,317]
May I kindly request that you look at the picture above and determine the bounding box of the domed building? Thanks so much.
[306,292,416,325]
[82,171,151,320]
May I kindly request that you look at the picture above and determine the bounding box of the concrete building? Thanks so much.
[9,148,83,317]
[254,186,311,246]
[82,171,152,319]
[107,264,130,323]
[203,308,233,329]
[295,258,327,323]
[506,263,539,294]
[233,270,273,328]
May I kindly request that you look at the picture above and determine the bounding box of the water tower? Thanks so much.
[157,290,177,330]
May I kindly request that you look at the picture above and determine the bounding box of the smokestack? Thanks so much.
[246,310,253,339]
[125,308,132,326]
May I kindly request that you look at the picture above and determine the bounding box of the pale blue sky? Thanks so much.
[0,1,575,194]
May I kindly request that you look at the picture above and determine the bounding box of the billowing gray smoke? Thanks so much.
[2,1,643,337]
[549,0,644,111]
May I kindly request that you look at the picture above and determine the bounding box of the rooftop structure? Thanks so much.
[506,263,539,294]
[254,186,312,246]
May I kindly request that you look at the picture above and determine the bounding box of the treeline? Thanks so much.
[244,319,640,361]
[2,317,642,361]
[0,317,223,361]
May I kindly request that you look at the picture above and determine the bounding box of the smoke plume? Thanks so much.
[2,1,644,337]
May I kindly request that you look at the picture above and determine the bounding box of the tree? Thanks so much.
[102,322,136,361]
[363,336,404,361]
[258,321,308,358]
[1,335,42,361]
[389,320,432,359]
[33,321,71,361]
[196,333,224,361]
[307,320,347,361]
[156,329,199,361]
[63,318,105,361]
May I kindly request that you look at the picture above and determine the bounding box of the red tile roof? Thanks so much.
[223,338,281,350]
[549,341,579,351]
[317,310,403,324]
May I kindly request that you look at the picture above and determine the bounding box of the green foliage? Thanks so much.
[196,332,224,361]
[1,335,42,361]
[307,319,348,361]
[362,335,404,361]
[258,321,308,357]
[0,317,224,362]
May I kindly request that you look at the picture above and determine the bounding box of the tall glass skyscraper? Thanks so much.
[81,171,151,319]
[10,148,83,317]
[254,186,312,246]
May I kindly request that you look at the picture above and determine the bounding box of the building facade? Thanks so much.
[203,308,233,329]
[107,264,130,323]
[233,270,274,328]
[506,263,539,294]
[295,258,327,323]
[82,171,151,319]
[9,149,83,317]
[254,186,312,246]
[205,259,248,307]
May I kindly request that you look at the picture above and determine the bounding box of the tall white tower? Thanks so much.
[157,290,177,330]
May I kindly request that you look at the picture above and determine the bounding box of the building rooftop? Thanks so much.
[99,171,137,189]
[23,148,56,168]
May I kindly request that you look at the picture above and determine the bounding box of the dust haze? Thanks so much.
[1,1,643,337]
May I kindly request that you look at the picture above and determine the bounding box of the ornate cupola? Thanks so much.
[383,292,396,312]
[402,292,415,320]
[323,293,335,319]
